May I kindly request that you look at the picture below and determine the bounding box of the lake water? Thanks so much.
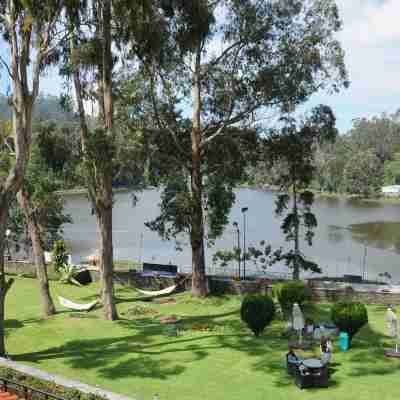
[62,189,400,282]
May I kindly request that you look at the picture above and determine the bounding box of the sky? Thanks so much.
[306,0,400,133]
[1,0,399,134]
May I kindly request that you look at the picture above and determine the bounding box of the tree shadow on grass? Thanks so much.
[13,302,279,381]
[343,323,400,378]
[4,319,24,338]
[7,317,48,328]
[5,319,24,329]
[11,299,345,387]
[98,356,185,380]
[13,332,238,380]
[114,295,166,304]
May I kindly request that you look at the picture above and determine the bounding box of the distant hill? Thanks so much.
[0,94,76,122]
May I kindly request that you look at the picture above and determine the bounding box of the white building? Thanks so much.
[381,185,400,196]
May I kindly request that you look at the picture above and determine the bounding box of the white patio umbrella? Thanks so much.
[386,307,399,352]
[292,303,305,344]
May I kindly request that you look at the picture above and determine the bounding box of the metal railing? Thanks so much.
[0,377,65,400]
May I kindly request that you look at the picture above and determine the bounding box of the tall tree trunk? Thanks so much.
[98,0,118,319]
[70,14,117,320]
[0,202,8,356]
[292,184,300,280]
[97,201,117,319]
[17,190,56,317]
[0,197,15,356]
[0,71,32,356]
[190,45,208,297]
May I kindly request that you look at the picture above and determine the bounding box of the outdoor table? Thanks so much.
[302,358,323,369]
[295,358,329,389]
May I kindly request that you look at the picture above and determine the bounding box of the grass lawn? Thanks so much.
[4,277,400,400]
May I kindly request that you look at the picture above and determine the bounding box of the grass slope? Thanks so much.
[5,277,400,400]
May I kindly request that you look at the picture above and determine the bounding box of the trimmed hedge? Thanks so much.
[273,281,312,317]
[0,367,107,400]
[331,301,368,346]
[240,294,275,336]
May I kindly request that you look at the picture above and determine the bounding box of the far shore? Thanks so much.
[252,183,400,205]
[56,187,140,196]
[57,185,400,206]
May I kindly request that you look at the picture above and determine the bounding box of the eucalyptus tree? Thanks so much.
[64,0,159,319]
[16,122,74,317]
[384,152,400,186]
[144,0,348,295]
[342,149,383,197]
[264,105,338,280]
[64,0,120,319]
[0,0,64,354]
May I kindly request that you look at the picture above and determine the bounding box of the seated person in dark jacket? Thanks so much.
[286,347,301,365]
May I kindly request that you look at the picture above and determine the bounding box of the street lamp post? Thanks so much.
[5,229,11,261]
[233,222,241,279]
[138,232,144,266]
[241,207,248,280]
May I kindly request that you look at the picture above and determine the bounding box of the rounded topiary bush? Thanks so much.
[240,294,275,336]
[331,301,368,346]
[274,281,312,317]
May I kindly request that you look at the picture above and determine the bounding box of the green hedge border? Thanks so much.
[0,366,107,400]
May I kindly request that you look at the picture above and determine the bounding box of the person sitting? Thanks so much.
[313,325,322,340]
[286,346,302,376]
[305,319,314,338]
[320,336,332,365]
[287,347,301,365]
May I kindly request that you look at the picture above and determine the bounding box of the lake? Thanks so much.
[62,189,400,282]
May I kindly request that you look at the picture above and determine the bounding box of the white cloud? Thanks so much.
[309,0,400,132]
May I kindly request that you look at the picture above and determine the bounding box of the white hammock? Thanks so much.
[136,284,177,297]
[58,296,98,311]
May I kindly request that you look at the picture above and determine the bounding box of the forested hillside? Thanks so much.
[252,111,400,197]
[0,94,75,121]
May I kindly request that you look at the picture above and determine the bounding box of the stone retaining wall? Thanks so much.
[5,262,400,305]
[208,278,272,296]
[4,261,59,280]
[310,287,400,305]
[89,270,177,290]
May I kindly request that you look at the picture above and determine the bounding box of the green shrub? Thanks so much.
[274,281,312,317]
[331,301,368,346]
[0,367,106,400]
[240,294,275,336]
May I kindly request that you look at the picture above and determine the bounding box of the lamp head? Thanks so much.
[241,207,248,213]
